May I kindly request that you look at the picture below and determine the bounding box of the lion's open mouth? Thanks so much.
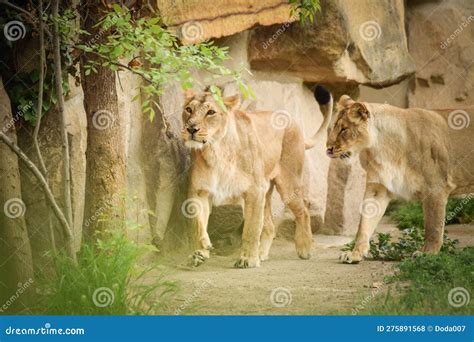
[326,148,351,159]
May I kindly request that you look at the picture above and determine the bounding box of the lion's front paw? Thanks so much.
[189,250,209,267]
[234,256,260,269]
[296,246,312,260]
[339,251,363,264]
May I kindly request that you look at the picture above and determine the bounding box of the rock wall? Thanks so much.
[8,0,473,260]
[407,0,474,108]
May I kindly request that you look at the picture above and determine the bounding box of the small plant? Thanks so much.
[342,197,474,261]
[79,5,253,119]
[289,0,321,26]
[367,247,474,314]
[30,228,176,315]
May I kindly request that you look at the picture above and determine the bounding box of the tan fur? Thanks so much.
[182,91,332,268]
[326,96,474,263]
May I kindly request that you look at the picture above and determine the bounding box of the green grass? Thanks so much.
[30,229,177,315]
[391,197,474,230]
[343,197,473,261]
[364,247,474,315]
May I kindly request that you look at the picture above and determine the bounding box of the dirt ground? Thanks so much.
[154,220,473,315]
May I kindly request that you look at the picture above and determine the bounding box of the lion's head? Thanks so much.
[326,95,371,159]
[181,90,239,149]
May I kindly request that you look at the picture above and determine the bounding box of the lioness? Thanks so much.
[182,87,333,268]
[327,95,474,264]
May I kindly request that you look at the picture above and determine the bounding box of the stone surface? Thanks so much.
[407,0,474,108]
[157,0,294,43]
[248,0,415,88]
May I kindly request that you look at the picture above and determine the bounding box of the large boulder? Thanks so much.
[157,0,295,43]
[407,0,474,108]
[248,0,416,88]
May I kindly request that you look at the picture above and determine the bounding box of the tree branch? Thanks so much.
[33,0,47,177]
[52,0,74,235]
[0,132,76,262]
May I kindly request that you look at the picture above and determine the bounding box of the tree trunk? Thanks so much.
[80,2,126,238]
[0,77,34,312]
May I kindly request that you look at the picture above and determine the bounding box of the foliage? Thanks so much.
[367,247,474,314]
[342,197,474,261]
[30,228,177,315]
[79,5,253,120]
[391,197,474,229]
[1,7,77,124]
[289,0,321,26]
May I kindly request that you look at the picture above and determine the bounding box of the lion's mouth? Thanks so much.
[326,148,351,159]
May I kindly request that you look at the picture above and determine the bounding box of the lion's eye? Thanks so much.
[206,110,216,116]
[341,128,348,133]
[185,107,192,114]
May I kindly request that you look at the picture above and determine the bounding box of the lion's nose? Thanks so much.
[187,127,200,134]
[326,147,334,157]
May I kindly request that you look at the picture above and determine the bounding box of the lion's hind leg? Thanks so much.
[275,177,313,260]
[259,182,276,261]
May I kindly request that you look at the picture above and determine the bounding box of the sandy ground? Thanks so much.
[153,220,473,315]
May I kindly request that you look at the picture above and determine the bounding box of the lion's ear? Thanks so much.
[348,102,370,122]
[223,94,240,111]
[184,89,196,102]
[337,94,355,112]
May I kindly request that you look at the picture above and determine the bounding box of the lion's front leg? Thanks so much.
[419,193,448,254]
[341,183,391,264]
[189,190,212,267]
[235,190,265,268]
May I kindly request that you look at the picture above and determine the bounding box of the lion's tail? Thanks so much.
[305,85,333,150]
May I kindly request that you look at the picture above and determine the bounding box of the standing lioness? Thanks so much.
[182,87,332,268]
[327,95,474,264]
